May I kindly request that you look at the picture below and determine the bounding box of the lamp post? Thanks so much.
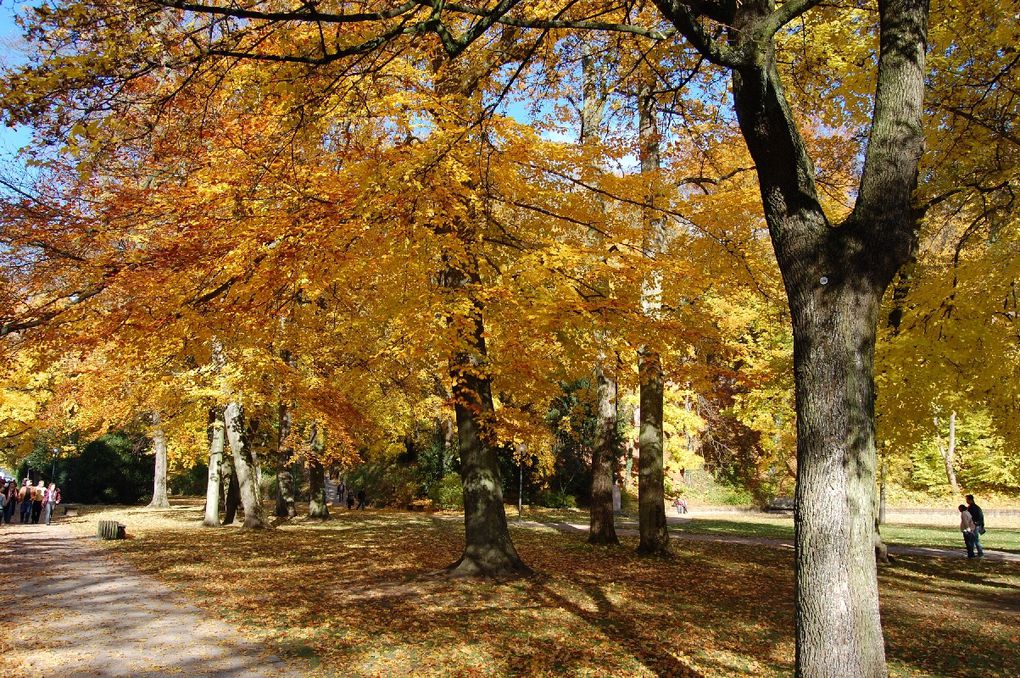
[51,447,58,481]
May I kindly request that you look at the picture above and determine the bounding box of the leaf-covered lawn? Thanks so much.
[65,504,1019,677]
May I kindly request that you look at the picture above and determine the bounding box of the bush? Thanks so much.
[535,489,576,509]
[428,473,463,509]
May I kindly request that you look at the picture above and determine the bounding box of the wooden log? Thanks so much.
[97,520,125,540]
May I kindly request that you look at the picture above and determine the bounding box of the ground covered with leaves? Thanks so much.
[64,503,1019,677]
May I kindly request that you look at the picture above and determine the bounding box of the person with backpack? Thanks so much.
[966,494,985,558]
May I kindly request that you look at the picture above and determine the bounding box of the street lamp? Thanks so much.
[51,447,58,481]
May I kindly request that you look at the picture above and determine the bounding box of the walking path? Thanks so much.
[511,517,1020,562]
[0,523,302,677]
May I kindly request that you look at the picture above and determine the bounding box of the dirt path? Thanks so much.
[0,523,304,677]
[512,517,1020,562]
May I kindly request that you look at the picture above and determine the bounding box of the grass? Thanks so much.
[514,505,1020,552]
[63,502,1020,677]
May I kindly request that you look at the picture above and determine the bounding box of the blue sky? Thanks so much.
[0,0,33,163]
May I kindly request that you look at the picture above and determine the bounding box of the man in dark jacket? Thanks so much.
[965,494,985,557]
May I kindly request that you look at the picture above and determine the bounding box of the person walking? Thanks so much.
[2,482,16,523]
[959,504,979,558]
[18,479,33,524]
[356,489,366,510]
[31,480,46,524]
[42,482,61,525]
[965,494,985,557]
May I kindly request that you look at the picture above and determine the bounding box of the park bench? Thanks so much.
[97,520,126,540]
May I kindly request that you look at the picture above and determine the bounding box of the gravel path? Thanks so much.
[0,523,304,677]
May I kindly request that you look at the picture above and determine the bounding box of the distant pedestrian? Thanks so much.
[31,480,46,524]
[346,492,355,509]
[3,482,17,523]
[959,504,980,558]
[18,479,32,524]
[673,497,688,515]
[336,480,347,507]
[356,489,366,510]
[42,483,61,525]
[965,494,985,557]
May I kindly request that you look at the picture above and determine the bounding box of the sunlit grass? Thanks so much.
[61,502,1020,677]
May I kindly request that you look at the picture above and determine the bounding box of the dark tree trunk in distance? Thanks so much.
[222,452,239,526]
[307,424,329,519]
[275,400,297,518]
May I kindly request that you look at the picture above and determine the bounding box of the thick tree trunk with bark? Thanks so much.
[203,408,225,527]
[706,1,928,673]
[148,413,171,509]
[275,400,297,518]
[589,365,619,545]
[307,423,329,519]
[580,40,619,546]
[638,349,669,555]
[636,81,670,555]
[432,55,530,579]
[224,402,267,529]
[221,451,239,525]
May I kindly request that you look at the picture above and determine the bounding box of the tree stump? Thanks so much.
[97,520,125,539]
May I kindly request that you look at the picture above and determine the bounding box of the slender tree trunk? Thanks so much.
[307,424,329,519]
[936,411,959,495]
[589,365,619,544]
[203,408,225,527]
[636,81,669,555]
[275,400,296,518]
[148,413,171,509]
[221,451,239,525]
[224,402,267,529]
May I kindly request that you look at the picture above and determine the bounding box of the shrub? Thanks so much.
[428,473,464,509]
[535,489,576,509]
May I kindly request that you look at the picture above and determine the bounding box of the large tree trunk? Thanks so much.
[275,400,297,518]
[701,0,929,672]
[221,450,239,525]
[148,413,171,509]
[580,39,619,546]
[589,365,619,544]
[224,402,267,529]
[432,55,530,579]
[307,424,329,519]
[638,349,669,554]
[636,81,669,555]
[203,408,225,527]
[790,283,887,675]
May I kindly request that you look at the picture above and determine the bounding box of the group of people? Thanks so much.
[958,494,986,558]
[0,478,61,525]
[334,481,366,510]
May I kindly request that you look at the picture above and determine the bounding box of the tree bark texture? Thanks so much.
[715,1,929,674]
[589,365,619,545]
[434,55,530,579]
[224,402,267,529]
[580,39,619,546]
[203,408,225,527]
[307,423,329,519]
[638,349,669,555]
[148,413,171,509]
[275,399,297,518]
[636,80,670,555]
